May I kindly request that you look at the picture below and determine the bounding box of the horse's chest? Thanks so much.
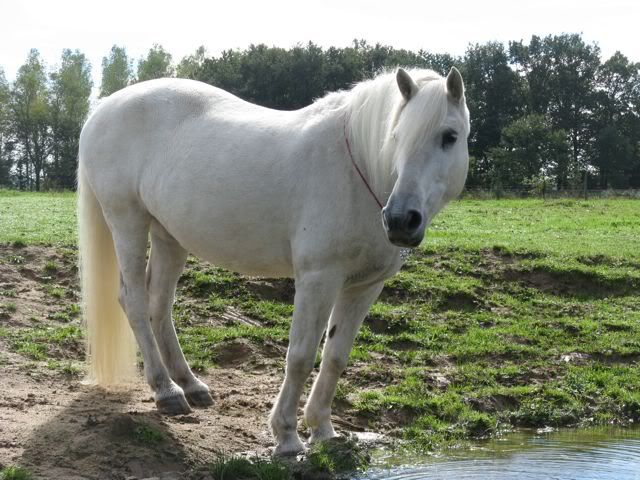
[345,250,403,287]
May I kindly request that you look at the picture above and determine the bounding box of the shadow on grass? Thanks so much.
[503,266,638,299]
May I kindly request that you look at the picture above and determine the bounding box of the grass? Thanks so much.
[1,191,639,455]
[204,437,367,480]
[0,190,76,245]
[133,422,166,445]
[207,454,292,480]
[0,466,32,480]
[0,325,83,361]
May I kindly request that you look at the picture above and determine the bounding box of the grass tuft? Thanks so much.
[133,422,165,445]
[0,466,32,480]
[207,453,292,480]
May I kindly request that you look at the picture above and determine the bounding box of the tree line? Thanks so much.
[0,35,638,191]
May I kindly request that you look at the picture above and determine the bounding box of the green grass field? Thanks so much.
[1,190,639,454]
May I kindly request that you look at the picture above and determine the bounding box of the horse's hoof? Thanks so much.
[185,389,214,408]
[273,437,305,457]
[309,427,338,444]
[156,394,192,415]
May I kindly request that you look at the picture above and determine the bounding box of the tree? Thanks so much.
[510,34,601,188]
[50,49,92,188]
[195,49,244,97]
[592,126,635,188]
[237,44,290,108]
[592,52,640,187]
[283,42,326,109]
[323,45,365,92]
[461,42,524,186]
[11,49,50,190]
[176,46,207,80]
[137,44,174,82]
[100,45,132,97]
[489,114,569,190]
[0,67,12,185]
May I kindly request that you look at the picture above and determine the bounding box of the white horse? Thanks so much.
[78,67,470,455]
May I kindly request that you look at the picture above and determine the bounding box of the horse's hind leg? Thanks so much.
[304,281,384,443]
[147,222,213,407]
[108,210,191,415]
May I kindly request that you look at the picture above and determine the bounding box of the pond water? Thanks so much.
[358,427,640,480]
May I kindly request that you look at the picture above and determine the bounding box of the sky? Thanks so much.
[1,0,639,90]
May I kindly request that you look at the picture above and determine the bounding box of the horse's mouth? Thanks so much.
[386,231,424,248]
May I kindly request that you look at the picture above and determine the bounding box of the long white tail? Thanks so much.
[78,165,137,384]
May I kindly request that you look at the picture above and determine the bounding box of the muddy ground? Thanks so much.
[0,245,379,480]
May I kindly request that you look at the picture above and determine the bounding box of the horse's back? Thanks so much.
[81,79,258,154]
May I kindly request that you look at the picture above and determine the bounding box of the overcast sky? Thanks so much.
[2,0,639,89]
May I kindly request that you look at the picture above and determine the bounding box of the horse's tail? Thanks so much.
[78,163,137,385]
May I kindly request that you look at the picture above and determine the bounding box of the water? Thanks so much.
[358,427,640,480]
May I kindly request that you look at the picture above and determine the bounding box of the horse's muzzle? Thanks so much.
[382,207,425,247]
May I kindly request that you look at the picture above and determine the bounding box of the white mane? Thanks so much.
[339,69,449,199]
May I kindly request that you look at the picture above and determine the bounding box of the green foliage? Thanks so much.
[489,114,568,191]
[0,190,76,244]
[44,260,58,273]
[46,359,82,376]
[307,437,369,475]
[0,67,11,185]
[509,34,615,189]
[133,422,165,445]
[176,45,207,80]
[100,45,132,97]
[3,325,83,361]
[1,48,91,190]
[45,285,65,298]
[49,49,93,189]
[461,41,524,188]
[136,44,174,82]
[194,40,456,111]
[10,49,50,191]
[207,454,292,480]
[0,466,32,480]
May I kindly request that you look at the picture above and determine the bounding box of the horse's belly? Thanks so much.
[187,235,294,278]
[153,207,295,278]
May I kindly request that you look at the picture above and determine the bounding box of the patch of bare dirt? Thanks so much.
[0,245,77,328]
[0,358,284,479]
[244,279,295,304]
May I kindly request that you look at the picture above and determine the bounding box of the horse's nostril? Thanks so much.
[406,210,422,232]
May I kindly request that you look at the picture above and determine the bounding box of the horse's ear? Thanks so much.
[446,67,465,103]
[397,68,418,101]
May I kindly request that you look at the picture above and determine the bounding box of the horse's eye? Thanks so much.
[441,131,458,149]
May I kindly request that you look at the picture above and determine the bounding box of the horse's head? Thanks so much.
[382,68,470,247]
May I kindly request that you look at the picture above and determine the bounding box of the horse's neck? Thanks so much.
[344,97,397,203]
[299,89,398,205]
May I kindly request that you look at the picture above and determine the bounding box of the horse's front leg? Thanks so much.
[269,270,341,455]
[304,281,384,443]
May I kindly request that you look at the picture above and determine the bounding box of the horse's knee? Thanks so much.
[322,352,348,376]
[286,349,315,379]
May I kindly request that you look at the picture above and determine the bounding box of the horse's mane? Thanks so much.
[321,69,448,199]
